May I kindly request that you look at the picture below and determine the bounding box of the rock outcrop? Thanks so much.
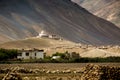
[81,64,120,80]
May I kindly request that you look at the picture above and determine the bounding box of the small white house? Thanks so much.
[17,49,44,60]
[52,56,61,60]
[49,34,61,40]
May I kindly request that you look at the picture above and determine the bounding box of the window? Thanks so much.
[26,53,29,56]
[18,53,22,56]
[35,53,36,56]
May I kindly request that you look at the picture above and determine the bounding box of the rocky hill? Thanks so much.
[72,0,120,28]
[0,0,120,45]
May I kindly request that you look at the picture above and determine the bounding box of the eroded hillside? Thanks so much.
[0,0,120,45]
[72,0,120,28]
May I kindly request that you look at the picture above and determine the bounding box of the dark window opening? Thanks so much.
[35,53,36,56]
[26,53,29,56]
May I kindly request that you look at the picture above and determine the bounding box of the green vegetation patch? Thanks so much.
[0,48,18,61]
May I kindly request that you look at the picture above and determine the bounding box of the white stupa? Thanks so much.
[37,30,49,38]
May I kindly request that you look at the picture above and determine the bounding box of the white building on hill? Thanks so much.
[37,31,49,38]
[36,30,62,40]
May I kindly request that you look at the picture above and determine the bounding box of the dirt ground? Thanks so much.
[0,63,120,80]
[0,63,120,70]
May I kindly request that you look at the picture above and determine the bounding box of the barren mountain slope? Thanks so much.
[0,0,120,45]
[72,0,120,27]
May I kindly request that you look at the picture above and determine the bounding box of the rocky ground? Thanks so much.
[0,63,120,80]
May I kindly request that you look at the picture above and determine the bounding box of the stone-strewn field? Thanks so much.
[0,63,120,80]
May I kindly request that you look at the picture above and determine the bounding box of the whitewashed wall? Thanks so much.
[17,51,44,59]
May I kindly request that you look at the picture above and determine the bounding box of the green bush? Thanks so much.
[0,48,18,61]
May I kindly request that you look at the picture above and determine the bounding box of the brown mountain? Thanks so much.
[72,0,120,28]
[0,0,120,45]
